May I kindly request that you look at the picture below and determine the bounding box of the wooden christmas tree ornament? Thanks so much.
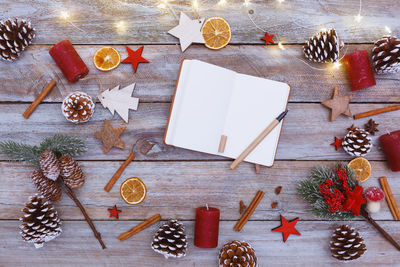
[321,87,354,121]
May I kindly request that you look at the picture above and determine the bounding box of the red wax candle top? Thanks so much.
[194,206,220,248]
[380,130,400,172]
[49,40,89,83]
[343,50,376,91]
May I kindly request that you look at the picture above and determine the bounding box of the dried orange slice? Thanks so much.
[349,157,372,182]
[202,17,231,50]
[120,177,147,205]
[93,47,121,71]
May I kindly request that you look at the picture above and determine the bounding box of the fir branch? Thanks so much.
[0,141,41,168]
[39,134,87,158]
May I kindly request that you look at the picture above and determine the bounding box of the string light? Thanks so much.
[332,62,342,69]
[277,0,285,3]
[115,21,126,32]
[278,42,285,50]
[218,0,227,6]
[243,0,250,7]
[354,0,363,22]
[385,26,392,34]
[60,11,70,20]
[157,0,168,9]
[193,0,199,10]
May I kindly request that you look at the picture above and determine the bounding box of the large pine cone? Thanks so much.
[31,170,62,202]
[330,225,366,261]
[218,240,257,267]
[39,150,60,181]
[0,18,35,62]
[342,127,372,157]
[304,28,343,63]
[151,219,187,259]
[372,36,400,74]
[19,194,62,248]
[59,155,85,189]
[62,92,95,124]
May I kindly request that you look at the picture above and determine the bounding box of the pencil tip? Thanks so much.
[277,110,288,121]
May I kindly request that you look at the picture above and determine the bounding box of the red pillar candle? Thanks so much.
[343,49,376,91]
[49,40,89,83]
[380,130,400,172]
[194,206,220,248]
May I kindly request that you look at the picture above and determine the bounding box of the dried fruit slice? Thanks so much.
[349,157,372,182]
[202,17,231,50]
[93,47,121,71]
[120,177,147,205]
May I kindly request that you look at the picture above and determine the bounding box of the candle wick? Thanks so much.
[206,203,209,210]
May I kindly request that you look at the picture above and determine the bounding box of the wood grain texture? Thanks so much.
[1,0,399,44]
[1,161,398,221]
[1,220,399,266]
[0,103,398,161]
[1,45,399,103]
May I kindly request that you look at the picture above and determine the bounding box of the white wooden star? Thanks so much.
[168,12,205,52]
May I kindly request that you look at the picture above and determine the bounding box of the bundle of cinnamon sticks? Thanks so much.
[379,177,400,220]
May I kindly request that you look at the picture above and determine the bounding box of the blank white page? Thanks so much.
[165,60,236,154]
[222,74,290,166]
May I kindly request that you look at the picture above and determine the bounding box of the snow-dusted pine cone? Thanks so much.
[39,150,60,181]
[59,155,85,189]
[31,170,62,202]
[330,225,366,261]
[61,92,95,124]
[19,194,62,248]
[151,219,187,259]
[304,28,343,63]
[0,18,35,62]
[218,240,257,267]
[372,36,400,74]
[342,127,372,157]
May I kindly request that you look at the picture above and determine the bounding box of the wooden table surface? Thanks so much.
[1,0,400,266]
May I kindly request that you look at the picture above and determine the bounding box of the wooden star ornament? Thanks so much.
[121,46,149,73]
[261,32,274,45]
[272,215,301,242]
[94,119,126,153]
[321,87,354,121]
[108,205,121,219]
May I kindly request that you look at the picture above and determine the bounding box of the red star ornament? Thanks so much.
[121,46,149,73]
[261,32,274,45]
[272,215,301,242]
[331,137,343,151]
[108,205,122,219]
[343,185,366,216]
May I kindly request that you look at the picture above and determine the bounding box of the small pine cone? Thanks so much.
[304,28,343,63]
[342,127,372,157]
[62,92,95,124]
[59,155,85,189]
[151,219,187,259]
[31,170,62,202]
[0,18,35,62]
[218,240,257,267]
[372,36,400,74]
[19,194,62,248]
[40,150,60,181]
[330,225,366,261]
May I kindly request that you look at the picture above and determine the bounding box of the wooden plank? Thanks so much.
[1,161,398,220]
[2,0,399,44]
[1,220,399,266]
[0,103,397,161]
[1,45,399,103]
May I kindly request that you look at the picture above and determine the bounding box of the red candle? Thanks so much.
[194,206,220,248]
[49,40,89,83]
[343,50,376,91]
[380,130,400,172]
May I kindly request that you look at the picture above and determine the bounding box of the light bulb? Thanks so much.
[354,14,363,23]
[278,42,285,50]
[385,26,392,34]
[60,11,70,20]
[218,0,227,6]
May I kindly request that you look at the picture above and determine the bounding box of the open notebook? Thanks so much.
[164,59,290,167]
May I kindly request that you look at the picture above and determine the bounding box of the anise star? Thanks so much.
[261,32,274,45]
[272,215,301,242]
[121,46,149,73]
[364,119,379,135]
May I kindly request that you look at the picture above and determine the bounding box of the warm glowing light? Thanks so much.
[193,0,199,10]
[385,26,392,34]
[277,0,285,3]
[60,11,70,20]
[243,0,250,6]
[354,14,363,22]
[278,42,285,50]
[218,0,227,5]
[332,62,342,69]
[157,3,167,8]
[115,21,126,32]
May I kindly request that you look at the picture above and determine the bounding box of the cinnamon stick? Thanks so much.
[104,152,135,192]
[59,177,106,249]
[353,105,400,120]
[22,80,56,119]
[234,190,264,232]
[118,214,161,241]
[379,177,400,220]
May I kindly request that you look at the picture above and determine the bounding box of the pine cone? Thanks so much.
[151,219,187,259]
[40,150,60,181]
[19,194,62,248]
[0,18,35,62]
[372,36,400,74]
[218,240,257,267]
[342,127,372,157]
[31,170,62,202]
[62,92,95,124]
[330,225,366,261]
[304,28,343,63]
[59,155,85,189]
